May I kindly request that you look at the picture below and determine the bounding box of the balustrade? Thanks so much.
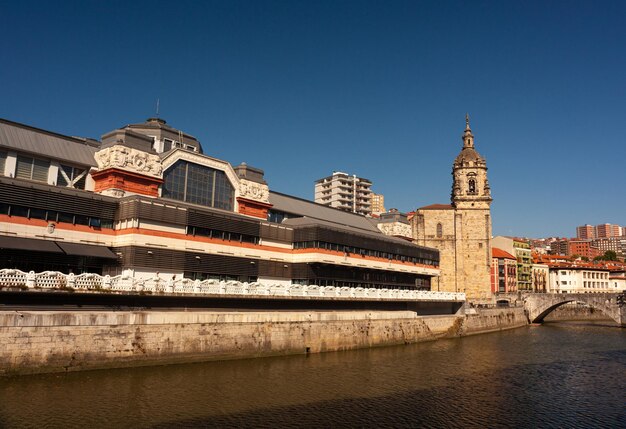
[0,269,466,302]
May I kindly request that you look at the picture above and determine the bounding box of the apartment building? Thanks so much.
[314,172,372,216]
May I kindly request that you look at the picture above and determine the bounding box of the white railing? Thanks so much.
[0,269,466,302]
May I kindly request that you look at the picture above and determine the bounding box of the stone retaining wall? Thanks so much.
[461,307,529,335]
[544,303,612,322]
[0,308,528,375]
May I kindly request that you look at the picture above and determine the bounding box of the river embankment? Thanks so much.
[0,307,528,375]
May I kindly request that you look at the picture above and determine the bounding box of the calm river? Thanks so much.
[1,321,625,428]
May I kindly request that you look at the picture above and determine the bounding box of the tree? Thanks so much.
[594,250,618,262]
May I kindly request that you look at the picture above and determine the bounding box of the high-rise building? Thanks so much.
[370,193,385,214]
[314,172,372,216]
[576,224,595,240]
[595,223,621,238]
[577,223,623,239]
[412,116,493,301]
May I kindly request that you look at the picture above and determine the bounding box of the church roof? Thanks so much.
[454,114,486,166]
[418,203,453,210]
[454,146,486,164]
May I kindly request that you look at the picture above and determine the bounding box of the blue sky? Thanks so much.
[1,1,625,238]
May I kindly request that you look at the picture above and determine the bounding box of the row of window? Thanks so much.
[583,281,609,288]
[291,278,429,290]
[162,160,234,210]
[0,152,87,190]
[293,240,439,266]
[582,271,608,279]
[183,272,258,283]
[0,203,113,228]
[186,226,259,244]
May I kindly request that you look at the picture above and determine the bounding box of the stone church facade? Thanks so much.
[412,116,493,302]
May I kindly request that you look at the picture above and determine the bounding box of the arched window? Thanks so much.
[436,223,443,238]
[162,160,234,210]
[468,179,476,194]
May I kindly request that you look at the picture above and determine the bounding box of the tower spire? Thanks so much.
[462,113,474,148]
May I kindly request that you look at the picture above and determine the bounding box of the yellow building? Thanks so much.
[371,193,385,214]
[411,116,493,302]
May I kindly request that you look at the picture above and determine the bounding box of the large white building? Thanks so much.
[548,265,620,293]
[314,172,372,216]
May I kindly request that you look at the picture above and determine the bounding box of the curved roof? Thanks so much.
[454,147,486,165]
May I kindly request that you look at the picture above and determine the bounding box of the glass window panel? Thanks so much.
[162,160,234,211]
[58,212,74,223]
[101,219,114,229]
[11,206,29,217]
[32,158,50,182]
[29,208,46,219]
[0,151,6,175]
[162,160,187,200]
[74,174,86,190]
[75,215,89,225]
[15,155,33,179]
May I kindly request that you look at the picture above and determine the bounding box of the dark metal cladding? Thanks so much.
[0,177,117,220]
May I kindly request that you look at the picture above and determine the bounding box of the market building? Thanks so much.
[0,117,439,291]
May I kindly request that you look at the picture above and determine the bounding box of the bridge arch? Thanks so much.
[523,293,623,326]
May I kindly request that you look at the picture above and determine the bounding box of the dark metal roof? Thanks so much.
[0,118,99,166]
[0,235,63,253]
[269,191,380,233]
[282,216,420,247]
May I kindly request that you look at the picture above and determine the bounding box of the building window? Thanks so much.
[15,155,49,182]
[57,164,87,189]
[0,151,6,175]
[162,160,234,210]
[436,223,443,238]
[468,179,476,194]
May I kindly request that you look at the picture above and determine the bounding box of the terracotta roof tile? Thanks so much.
[492,247,516,259]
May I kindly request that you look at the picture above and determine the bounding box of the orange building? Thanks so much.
[491,247,517,293]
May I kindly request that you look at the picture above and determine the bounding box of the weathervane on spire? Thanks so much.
[465,113,470,130]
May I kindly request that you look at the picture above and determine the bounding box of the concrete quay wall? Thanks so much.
[0,308,527,375]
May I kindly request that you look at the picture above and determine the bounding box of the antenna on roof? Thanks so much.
[156,98,160,118]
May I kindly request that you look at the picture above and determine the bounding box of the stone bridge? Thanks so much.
[496,292,625,326]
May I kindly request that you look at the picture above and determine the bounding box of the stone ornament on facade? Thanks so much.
[378,222,413,239]
[100,189,126,198]
[239,179,270,204]
[95,145,163,178]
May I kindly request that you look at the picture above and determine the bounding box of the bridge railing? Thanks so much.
[0,269,466,302]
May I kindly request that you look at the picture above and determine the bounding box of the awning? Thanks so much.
[0,235,64,253]
[55,241,118,259]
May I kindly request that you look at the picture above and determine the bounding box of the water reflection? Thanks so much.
[1,322,624,428]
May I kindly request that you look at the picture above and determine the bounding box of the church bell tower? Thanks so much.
[451,115,492,209]
[411,115,494,302]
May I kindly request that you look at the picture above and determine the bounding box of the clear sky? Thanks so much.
[2,1,625,238]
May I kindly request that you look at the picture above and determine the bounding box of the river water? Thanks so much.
[1,321,625,428]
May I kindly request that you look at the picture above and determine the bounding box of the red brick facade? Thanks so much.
[236,197,273,219]
[91,168,162,197]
